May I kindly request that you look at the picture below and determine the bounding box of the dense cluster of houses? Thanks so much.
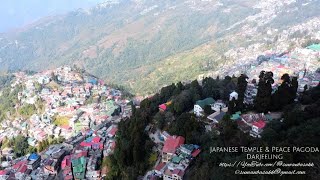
[231,112,272,138]
[146,52,320,179]
[145,134,201,180]
[199,44,317,106]
[193,97,229,118]
[239,46,319,93]
[244,83,258,105]
[0,123,118,180]
[0,43,317,179]
[193,92,274,138]
[230,46,320,105]
[0,66,131,142]
[0,66,132,179]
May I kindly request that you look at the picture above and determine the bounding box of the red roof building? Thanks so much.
[191,149,201,157]
[172,169,185,178]
[92,136,101,143]
[73,151,88,159]
[107,126,118,137]
[154,162,166,172]
[18,165,28,173]
[162,136,185,162]
[159,104,167,111]
[80,142,92,147]
[0,170,8,175]
[61,155,71,169]
[250,120,267,138]
[162,136,185,154]
[12,160,27,171]
[252,120,266,129]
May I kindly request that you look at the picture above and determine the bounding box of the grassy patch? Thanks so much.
[18,104,37,119]
[148,152,158,166]
[53,116,70,126]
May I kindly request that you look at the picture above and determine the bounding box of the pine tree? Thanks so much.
[291,76,298,100]
[236,74,248,111]
[271,74,298,110]
[254,71,274,113]
[228,97,237,114]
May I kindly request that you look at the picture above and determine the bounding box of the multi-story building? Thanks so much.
[162,136,185,163]
[27,153,41,170]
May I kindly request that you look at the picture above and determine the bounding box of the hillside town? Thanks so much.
[220,44,320,98]
[144,130,201,180]
[0,66,132,179]
[0,55,318,179]
[143,91,279,180]
[0,44,320,180]
[0,0,319,179]
[142,44,320,180]
[0,44,318,180]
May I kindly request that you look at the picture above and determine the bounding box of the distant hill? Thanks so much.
[0,0,106,32]
[0,0,319,95]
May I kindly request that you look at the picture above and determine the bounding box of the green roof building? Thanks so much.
[172,156,182,164]
[231,111,242,120]
[72,157,86,179]
[180,144,195,154]
[194,97,215,116]
[307,44,320,51]
[265,114,273,121]
[196,98,215,109]
[231,114,241,120]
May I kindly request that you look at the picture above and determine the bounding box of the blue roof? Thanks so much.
[214,112,226,122]
[86,130,93,136]
[29,153,39,161]
[88,79,98,85]
[85,137,93,142]
[193,145,200,149]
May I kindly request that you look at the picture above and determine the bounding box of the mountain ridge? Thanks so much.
[0,0,319,95]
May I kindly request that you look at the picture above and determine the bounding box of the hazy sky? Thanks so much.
[0,0,106,32]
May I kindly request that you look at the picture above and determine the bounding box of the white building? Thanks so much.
[249,120,266,138]
[193,98,215,117]
[212,100,226,112]
[163,168,185,180]
[229,91,239,101]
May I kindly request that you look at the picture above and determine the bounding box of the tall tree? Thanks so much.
[13,135,29,157]
[254,71,274,113]
[236,74,248,111]
[228,97,237,114]
[271,74,298,110]
[202,77,219,99]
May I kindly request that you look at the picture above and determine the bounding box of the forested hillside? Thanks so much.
[106,72,320,179]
